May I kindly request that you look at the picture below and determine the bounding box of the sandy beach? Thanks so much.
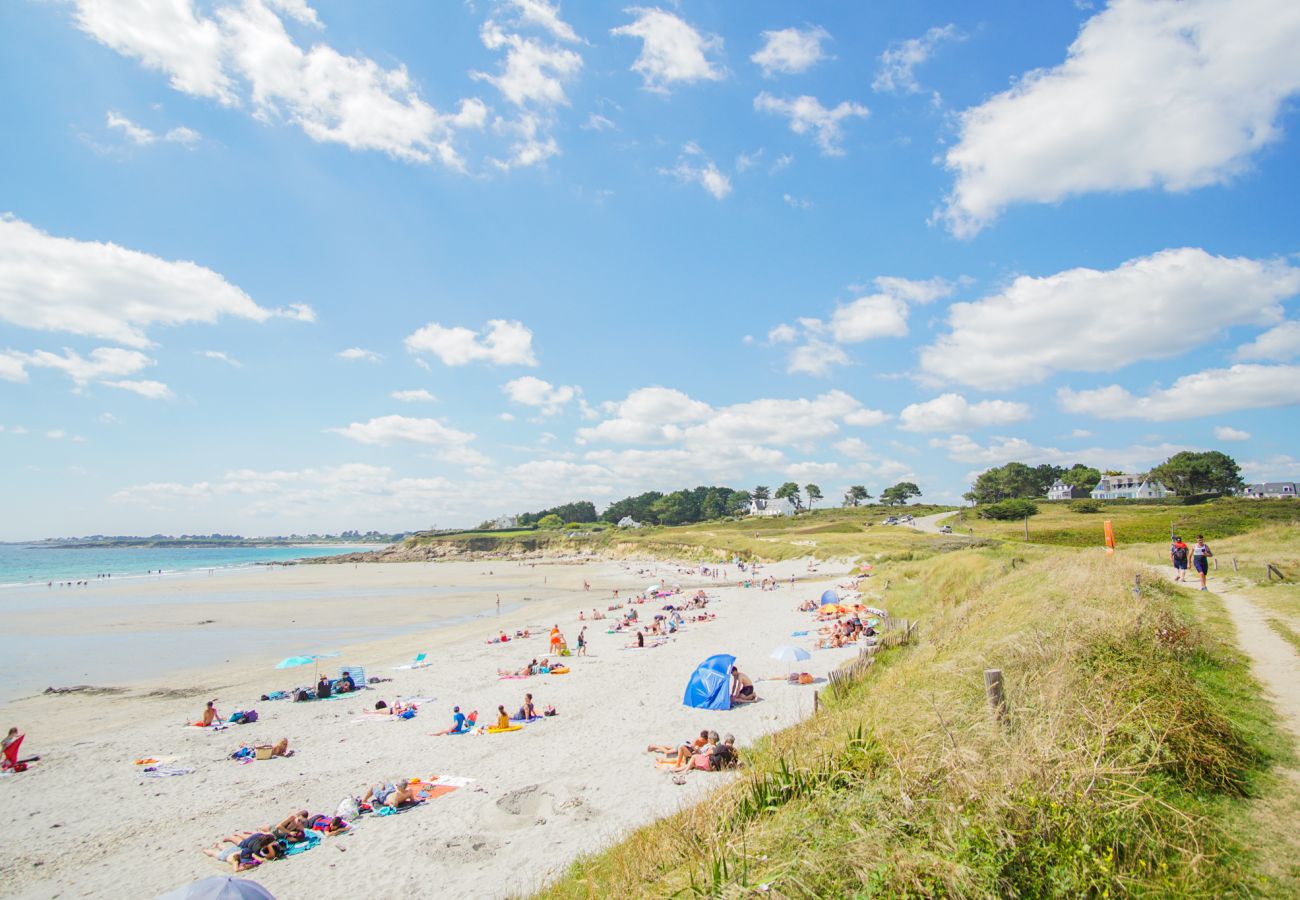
[0,555,871,899]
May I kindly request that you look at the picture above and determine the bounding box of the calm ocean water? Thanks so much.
[0,543,367,587]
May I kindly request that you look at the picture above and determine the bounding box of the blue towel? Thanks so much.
[284,833,320,856]
[791,630,809,637]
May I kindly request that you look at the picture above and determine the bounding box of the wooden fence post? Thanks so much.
[1133,573,1141,595]
[984,669,1006,722]
[813,689,819,714]
[1232,557,1238,572]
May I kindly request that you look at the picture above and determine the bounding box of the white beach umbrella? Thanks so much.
[157,876,276,900]
[769,645,812,664]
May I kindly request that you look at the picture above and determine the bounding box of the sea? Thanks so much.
[0,542,364,588]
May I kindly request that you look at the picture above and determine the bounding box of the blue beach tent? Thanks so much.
[819,590,839,606]
[683,654,736,710]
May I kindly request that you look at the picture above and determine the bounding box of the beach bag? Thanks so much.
[244,709,258,723]
[336,796,359,819]
[294,689,311,702]
[228,711,245,724]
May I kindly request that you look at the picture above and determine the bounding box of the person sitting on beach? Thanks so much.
[316,676,331,700]
[517,693,538,720]
[268,810,309,843]
[497,705,510,729]
[3,727,19,752]
[196,700,223,726]
[731,667,757,704]
[432,706,469,736]
[271,737,292,757]
[671,731,722,773]
[648,730,709,767]
[203,831,284,872]
[634,629,645,648]
[336,671,357,694]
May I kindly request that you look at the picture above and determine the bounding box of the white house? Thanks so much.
[617,516,642,528]
[491,514,518,529]
[1090,473,1172,500]
[748,497,797,517]
[1241,482,1298,499]
[1046,479,1084,500]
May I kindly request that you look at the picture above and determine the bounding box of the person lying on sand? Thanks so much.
[267,810,309,842]
[432,706,470,736]
[497,659,536,678]
[731,667,757,703]
[648,730,711,767]
[363,779,417,809]
[307,814,349,835]
[203,832,284,871]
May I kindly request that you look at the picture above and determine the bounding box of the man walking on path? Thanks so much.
[1191,534,1213,591]
[1170,535,1189,582]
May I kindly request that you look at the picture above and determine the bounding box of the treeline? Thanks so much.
[517,501,598,527]
[601,486,750,526]
[967,462,1099,503]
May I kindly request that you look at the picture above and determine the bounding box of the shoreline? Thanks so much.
[1,554,867,899]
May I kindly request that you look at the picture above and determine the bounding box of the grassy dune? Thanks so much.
[536,542,1300,898]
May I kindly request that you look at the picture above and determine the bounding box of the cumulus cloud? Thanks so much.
[405,319,538,367]
[104,378,174,400]
[772,276,955,375]
[898,393,1030,432]
[931,433,1184,471]
[106,110,201,146]
[73,0,485,167]
[337,347,383,363]
[752,26,829,77]
[505,0,579,43]
[488,112,561,170]
[474,18,582,108]
[502,375,580,415]
[201,350,241,367]
[872,24,960,96]
[329,415,487,464]
[1236,320,1300,361]
[754,92,868,156]
[391,389,436,403]
[0,347,153,387]
[1214,426,1251,441]
[939,0,1300,236]
[1057,364,1300,422]
[659,142,731,200]
[611,7,724,93]
[921,249,1300,389]
[0,214,285,347]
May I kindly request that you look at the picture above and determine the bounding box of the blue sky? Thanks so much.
[1,0,1299,540]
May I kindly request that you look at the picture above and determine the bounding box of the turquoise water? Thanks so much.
[0,543,367,587]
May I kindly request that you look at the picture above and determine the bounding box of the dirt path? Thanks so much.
[909,511,956,534]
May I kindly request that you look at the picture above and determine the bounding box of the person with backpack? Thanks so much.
[1192,534,1214,591]
[1170,535,1190,582]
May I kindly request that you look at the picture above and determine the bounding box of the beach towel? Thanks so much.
[141,766,195,778]
[283,832,321,856]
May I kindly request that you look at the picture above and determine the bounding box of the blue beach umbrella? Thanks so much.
[683,653,736,710]
[275,652,339,680]
[819,589,839,606]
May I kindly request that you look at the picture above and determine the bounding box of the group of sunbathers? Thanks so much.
[203,810,348,872]
[647,729,739,774]
[230,737,292,760]
[497,657,560,677]
[814,618,876,649]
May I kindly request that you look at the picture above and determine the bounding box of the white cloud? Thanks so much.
[659,143,731,200]
[0,347,153,387]
[474,20,582,107]
[505,0,579,43]
[74,0,485,167]
[1236,320,1300,361]
[502,375,579,415]
[391,389,436,403]
[1069,428,1093,438]
[337,347,383,363]
[46,429,67,440]
[106,110,201,146]
[932,433,1184,471]
[583,113,616,131]
[405,319,538,367]
[752,26,829,77]
[782,193,812,210]
[775,276,954,375]
[1214,426,1251,441]
[0,214,282,347]
[275,302,317,322]
[104,378,174,400]
[1058,364,1300,422]
[1242,454,1300,479]
[201,350,241,367]
[163,125,201,145]
[939,0,1300,236]
[898,393,1030,432]
[872,24,960,96]
[489,112,561,169]
[768,323,798,343]
[329,415,487,465]
[754,92,868,156]
[611,7,724,93]
[921,248,1300,389]
[578,386,711,444]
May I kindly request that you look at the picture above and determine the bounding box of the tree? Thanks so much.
[978,499,1039,520]
[775,481,803,509]
[536,513,564,530]
[750,485,771,501]
[805,483,823,509]
[1062,464,1102,493]
[651,490,698,526]
[1150,450,1244,496]
[881,481,921,506]
[844,485,871,507]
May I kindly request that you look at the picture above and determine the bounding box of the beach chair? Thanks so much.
[411,652,428,668]
[338,666,367,691]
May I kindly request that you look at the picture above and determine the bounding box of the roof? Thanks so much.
[1246,482,1297,492]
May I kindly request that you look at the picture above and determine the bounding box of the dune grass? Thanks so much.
[535,545,1298,898]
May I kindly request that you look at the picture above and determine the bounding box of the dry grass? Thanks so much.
[536,546,1295,898]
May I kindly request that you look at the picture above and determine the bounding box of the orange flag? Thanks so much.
[1103,520,1116,555]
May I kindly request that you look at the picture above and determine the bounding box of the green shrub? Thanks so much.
[1070,499,1102,513]
[979,499,1040,520]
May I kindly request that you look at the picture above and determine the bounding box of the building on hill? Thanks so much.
[617,516,642,528]
[1241,482,1297,499]
[1090,473,1172,500]
[748,497,797,517]
[1046,479,1086,500]
[491,515,519,529]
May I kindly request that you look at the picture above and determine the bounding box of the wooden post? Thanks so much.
[984,669,1006,722]
[1134,573,1141,595]
[813,689,819,714]
[1232,557,1238,572]
[1023,515,1029,541]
